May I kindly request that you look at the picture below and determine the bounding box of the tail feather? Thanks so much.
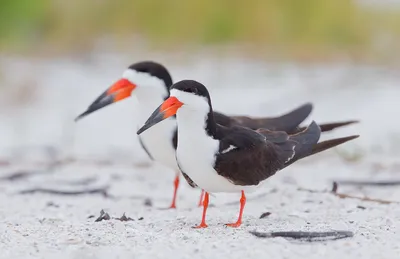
[310,135,360,156]
[319,120,358,132]
[258,120,359,168]
[285,133,360,167]
[296,120,359,133]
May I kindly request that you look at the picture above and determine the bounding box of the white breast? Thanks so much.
[175,107,255,193]
[139,117,178,171]
[132,94,179,172]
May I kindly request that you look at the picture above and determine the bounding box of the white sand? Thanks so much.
[0,53,399,258]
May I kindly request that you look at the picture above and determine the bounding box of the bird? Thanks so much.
[75,61,358,209]
[136,79,359,228]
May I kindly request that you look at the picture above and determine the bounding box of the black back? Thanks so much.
[213,122,321,186]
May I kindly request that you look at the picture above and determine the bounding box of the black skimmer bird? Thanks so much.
[75,61,357,209]
[136,80,359,228]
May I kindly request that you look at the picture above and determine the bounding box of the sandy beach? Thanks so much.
[0,53,399,259]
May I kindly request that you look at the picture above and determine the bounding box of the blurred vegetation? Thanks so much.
[1,0,400,59]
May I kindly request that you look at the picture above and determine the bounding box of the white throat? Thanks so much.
[171,89,235,192]
[122,69,169,124]
[123,69,178,170]
[170,89,212,134]
[170,89,213,142]
[171,89,253,193]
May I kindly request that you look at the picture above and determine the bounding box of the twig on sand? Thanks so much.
[333,179,400,187]
[56,177,98,186]
[17,187,150,203]
[332,192,397,204]
[0,170,49,181]
[0,158,147,183]
[250,230,354,242]
[0,157,146,168]
[298,182,399,205]
[18,186,112,198]
[1,171,98,187]
[0,147,61,181]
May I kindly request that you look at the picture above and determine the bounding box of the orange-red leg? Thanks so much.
[168,174,180,209]
[198,190,205,207]
[193,192,209,228]
[226,191,246,228]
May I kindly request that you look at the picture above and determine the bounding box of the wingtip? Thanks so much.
[303,102,314,110]
[333,120,359,126]
[297,102,313,117]
[319,120,360,133]
[265,102,314,132]
[310,134,360,156]
[342,134,360,141]
[346,120,359,124]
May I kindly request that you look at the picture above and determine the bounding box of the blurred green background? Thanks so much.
[1,0,400,60]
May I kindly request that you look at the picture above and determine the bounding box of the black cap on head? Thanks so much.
[128,61,173,91]
[170,80,216,136]
[171,80,211,99]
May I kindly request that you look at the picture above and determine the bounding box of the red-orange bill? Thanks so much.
[75,79,136,121]
[137,97,183,134]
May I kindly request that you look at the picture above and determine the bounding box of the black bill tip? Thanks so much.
[137,118,158,135]
[74,110,91,122]
[137,126,148,135]
[74,93,115,122]
[137,106,167,135]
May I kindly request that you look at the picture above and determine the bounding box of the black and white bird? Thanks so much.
[75,61,357,209]
[137,80,359,228]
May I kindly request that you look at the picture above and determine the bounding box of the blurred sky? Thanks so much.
[1,0,400,61]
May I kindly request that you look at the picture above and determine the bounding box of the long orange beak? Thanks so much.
[75,79,136,121]
[137,97,183,134]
